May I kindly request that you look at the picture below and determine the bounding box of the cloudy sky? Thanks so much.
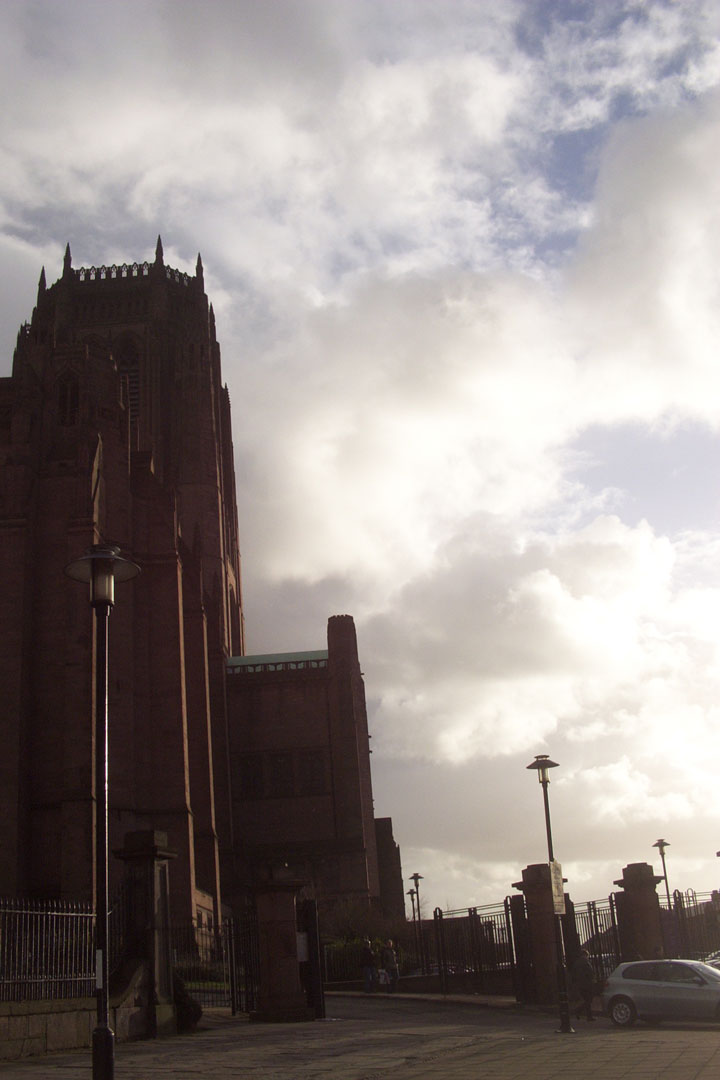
[2,0,720,915]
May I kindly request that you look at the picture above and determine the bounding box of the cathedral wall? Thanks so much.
[224,617,382,908]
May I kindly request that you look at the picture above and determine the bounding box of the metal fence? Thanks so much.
[170,921,232,1008]
[432,902,515,993]
[323,941,364,983]
[661,890,720,960]
[323,937,425,983]
[169,914,260,1013]
[431,891,720,1001]
[3,887,718,1007]
[0,893,260,1013]
[0,885,149,1003]
[569,898,621,981]
[232,911,261,1013]
[0,896,95,1001]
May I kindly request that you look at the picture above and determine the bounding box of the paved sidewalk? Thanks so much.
[2,992,720,1079]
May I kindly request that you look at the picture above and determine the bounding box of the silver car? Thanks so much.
[602,959,720,1026]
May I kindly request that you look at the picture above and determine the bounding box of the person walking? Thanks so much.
[571,949,596,1021]
[361,938,378,994]
[381,939,400,993]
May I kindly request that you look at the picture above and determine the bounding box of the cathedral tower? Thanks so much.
[0,240,243,920]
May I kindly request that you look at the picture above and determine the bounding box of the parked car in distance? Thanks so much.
[602,960,720,1026]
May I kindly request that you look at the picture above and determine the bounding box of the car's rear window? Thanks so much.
[658,963,698,983]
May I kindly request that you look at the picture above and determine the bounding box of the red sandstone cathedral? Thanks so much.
[0,240,404,927]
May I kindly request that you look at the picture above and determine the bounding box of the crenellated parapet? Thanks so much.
[57,237,202,292]
[74,262,194,287]
[77,262,151,282]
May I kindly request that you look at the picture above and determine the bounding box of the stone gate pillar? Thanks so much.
[513,863,561,1006]
[250,873,314,1023]
[613,862,664,961]
[115,829,177,1036]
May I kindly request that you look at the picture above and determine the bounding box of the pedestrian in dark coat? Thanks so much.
[361,939,378,994]
[571,949,596,1021]
[380,940,400,993]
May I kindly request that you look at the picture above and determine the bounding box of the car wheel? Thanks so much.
[609,996,637,1027]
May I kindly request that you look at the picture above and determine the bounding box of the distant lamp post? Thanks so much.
[653,839,672,908]
[410,873,425,974]
[65,544,140,1080]
[407,889,419,965]
[526,754,573,1034]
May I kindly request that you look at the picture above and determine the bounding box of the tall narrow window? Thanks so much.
[266,753,294,798]
[115,338,140,449]
[297,751,327,796]
[239,755,264,799]
[57,372,79,426]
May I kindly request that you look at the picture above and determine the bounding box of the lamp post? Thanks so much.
[410,873,425,974]
[526,754,573,1034]
[653,839,672,908]
[407,889,419,967]
[65,544,140,1080]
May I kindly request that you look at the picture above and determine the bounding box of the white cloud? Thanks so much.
[362,515,686,763]
[2,0,720,911]
[570,95,720,426]
[579,757,696,824]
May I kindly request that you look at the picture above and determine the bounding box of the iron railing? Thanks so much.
[0,896,95,1001]
[570,898,621,980]
[231,910,261,1013]
[169,914,259,1013]
[170,921,233,1008]
[433,902,515,993]
[323,941,365,983]
[661,890,720,960]
[3,888,717,1006]
[323,939,423,983]
[0,892,260,1012]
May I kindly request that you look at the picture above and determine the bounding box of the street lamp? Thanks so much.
[65,544,140,1080]
[526,754,573,1034]
[653,839,672,908]
[410,874,425,974]
[406,889,419,967]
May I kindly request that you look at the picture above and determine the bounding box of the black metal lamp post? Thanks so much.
[65,544,140,1080]
[653,839,672,908]
[407,889,418,966]
[410,873,425,974]
[526,754,574,1034]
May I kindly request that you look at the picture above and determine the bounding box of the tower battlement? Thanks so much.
[43,235,204,298]
[73,261,193,288]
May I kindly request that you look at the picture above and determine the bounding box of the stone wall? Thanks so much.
[0,964,158,1061]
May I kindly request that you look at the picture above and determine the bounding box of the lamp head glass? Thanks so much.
[526,754,559,784]
[65,544,140,605]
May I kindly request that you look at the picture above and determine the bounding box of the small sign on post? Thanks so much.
[550,859,565,914]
